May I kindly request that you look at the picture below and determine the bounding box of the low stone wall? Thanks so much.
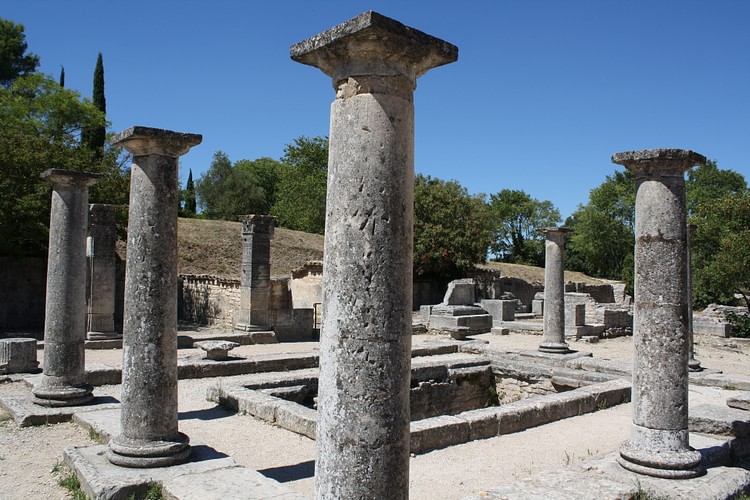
[178,275,241,328]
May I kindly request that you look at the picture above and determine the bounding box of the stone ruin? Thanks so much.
[424,279,493,339]
[2,11,750,500]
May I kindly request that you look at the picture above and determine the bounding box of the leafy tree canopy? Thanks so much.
[0,73,128,256]
[196,151,268,220]
[0,18,39,88]
[414,174,492,281]
[271,136,328,234]
[488,189,561,266]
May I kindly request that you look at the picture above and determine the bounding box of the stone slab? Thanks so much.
[73,407,121,439]
[690,372,750,391]
[162,465,307,500]
[65,444,302,500]
[689,403,750,437]
[0,394,120,427]
[727,391,750,411]
[565,357,632,377]
[469,446,750,500]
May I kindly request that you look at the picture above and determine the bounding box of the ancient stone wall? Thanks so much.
[178,275,241,328]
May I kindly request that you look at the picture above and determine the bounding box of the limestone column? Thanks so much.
[613,148,705,479]
[86,204,120,340]
[32,169,100,407]
[539,227,571,353]
[107,126,201,468]
[291,11,457,499]
[235,214,275,331]
[686,223,702,371]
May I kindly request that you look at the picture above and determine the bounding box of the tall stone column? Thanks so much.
[613,148,705,479]
[32,170,100,407]
[107,126,201,468]
[235,214,275,331]
[539,227,571,353]
[686,223,702,371]
[291,11,457,499]
[86,204,120,340]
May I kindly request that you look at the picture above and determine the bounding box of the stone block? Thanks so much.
[689,403,750,437]
[249,331,278,344]
[727,392,750,411]
[694,316,732,337]
[442,278,475,305]
[420,305,433,324]
[194,340,239,361]
[565,303,586,327]
[275,400,317,439]
[481,299,516,323]
[531,299,544,316]
[0,338,39,374]
[410,415,470,453]
[458,407,500,440]
[163,465,308,500]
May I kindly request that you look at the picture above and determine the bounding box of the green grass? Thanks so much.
[52,461,86,500]
[87,427,107,444]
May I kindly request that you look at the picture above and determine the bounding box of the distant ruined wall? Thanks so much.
[178,275,241,328]
[0,256,124,336]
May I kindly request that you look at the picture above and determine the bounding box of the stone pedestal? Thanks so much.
[107,126,201,468]
[234,215,276,332]
[613,148,705,479]
[539,227,571,353]
[86,204,120,340]
[33,169,100,407]
[686,224,702,371]
[0,338,39,374]
[291,11,457,499]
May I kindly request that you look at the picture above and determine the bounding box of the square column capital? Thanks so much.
[291,11,458,83]
[112,126,202,158]
[612,148,706,176]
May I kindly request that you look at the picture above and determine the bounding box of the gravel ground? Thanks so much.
[1,331,748,499]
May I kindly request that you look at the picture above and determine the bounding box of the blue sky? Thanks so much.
[6,1,749,219]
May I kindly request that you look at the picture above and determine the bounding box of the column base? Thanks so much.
[107,432,191,468]
[538,341,570,354]
[87,331,123,341]
[688,359,703,372]
[234,323,272,332]
[32,383,94,407]
[618,440,703,479]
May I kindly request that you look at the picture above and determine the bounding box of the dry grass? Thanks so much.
[477,262,604,285]
[116,218,602,284]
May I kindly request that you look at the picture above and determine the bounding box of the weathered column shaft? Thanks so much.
[291,11,457,499]
[539,227,570,353]
[236,214,275,330]
[107,126,201,468]
[86,204,119,339]
[33,169,100,407]
[613,148,705,479]
[686,224,701,371]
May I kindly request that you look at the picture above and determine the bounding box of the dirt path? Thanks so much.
[1,331,748,499]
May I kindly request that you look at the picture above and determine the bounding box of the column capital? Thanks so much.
[111,126,202,158]
[539,226,572,237]
[612,148,706,176]
[40,169,101,188]
[291,11,458,84]
[239,214,276,236]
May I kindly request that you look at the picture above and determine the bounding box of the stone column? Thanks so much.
[235,214,275,331]
[613,148,705,479]
[686,223,702,371]
[32,169,100,407]
[107,126,201,468]
[86,204,120,340]
[291,11,457,499]
[539,227,571,353]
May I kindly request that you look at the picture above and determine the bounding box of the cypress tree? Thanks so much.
[59,65,64,87]
[83,52,106,157]
[185,169,197,216]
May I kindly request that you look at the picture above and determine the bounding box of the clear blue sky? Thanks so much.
[6,1,749,219]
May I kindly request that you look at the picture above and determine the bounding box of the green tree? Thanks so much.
[687,161,749,308]
[488,189,561,266]
[271,136,328,234]
[196,151,265,220]
[82,52,106,157]
[0,73,128,256]
[0,18,39,88]
[566,170,635,285]
[414,174,492,281]
[179,169,197,217]
[235,157,282,214]
[58,65,64,87]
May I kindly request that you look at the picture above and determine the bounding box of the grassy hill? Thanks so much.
[118,217,604,284]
